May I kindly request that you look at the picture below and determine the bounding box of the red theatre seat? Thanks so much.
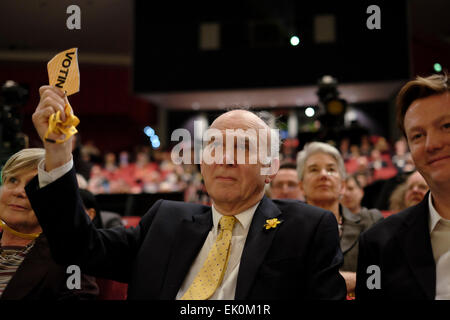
[373,167,398,181]
[381,210,396,218]
[96,278,128,300]
[96,216,142,300]
[121,216,141,228]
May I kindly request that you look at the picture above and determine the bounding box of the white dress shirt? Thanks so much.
[428,193,450,300]
[176,203,258,300]
[37,158,73,188]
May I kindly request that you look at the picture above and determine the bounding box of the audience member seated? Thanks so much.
[0,148,97,300]
[30,104,347,300]
[115,151,135,187]
[354,169,371,189]
[130,150,160,193]
[339,138,351,161]
[389,170,429,212]
[341,175,384,224]
[296,142,374,297]
[359,135,373,157]
[87,164,110,194]
[269,162,304,201]
[369,148,397,181]
[392,138,412,174]
[103,152,118,180]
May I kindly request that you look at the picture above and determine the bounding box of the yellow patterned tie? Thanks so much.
[181,215,236,300]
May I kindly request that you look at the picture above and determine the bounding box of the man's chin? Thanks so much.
[212,195,236,204]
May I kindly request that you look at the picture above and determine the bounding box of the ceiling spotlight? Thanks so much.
[305,107,315,117]
[434,63,442,73]
[290,36,300,46]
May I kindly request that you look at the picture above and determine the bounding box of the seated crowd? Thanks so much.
[77,134,421,214]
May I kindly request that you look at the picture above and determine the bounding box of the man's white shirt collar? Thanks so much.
[428,192,450,233]
[211,202,259,237]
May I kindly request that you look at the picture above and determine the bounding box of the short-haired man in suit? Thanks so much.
[356,74,450,300]
[27,86,346,300]
[269,162,305,201]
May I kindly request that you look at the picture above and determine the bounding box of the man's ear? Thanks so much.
[200,162,205,176]
[267,157,280,180]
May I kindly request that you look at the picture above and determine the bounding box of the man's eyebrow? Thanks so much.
[433,115,450,126]
[406,125,423,133]
[407,115,450,133]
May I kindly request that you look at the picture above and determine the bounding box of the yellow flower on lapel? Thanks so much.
[263,218,282,230]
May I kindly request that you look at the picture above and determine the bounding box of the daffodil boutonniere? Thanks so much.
[263,218,283,230]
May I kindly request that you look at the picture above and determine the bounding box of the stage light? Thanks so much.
[305,107,315,117]
[144,126,155,137]
[290,36,300,46]
[151,140,160,148]
[316,75,347,128]
[327,99,345,115]
[434,63,442,73]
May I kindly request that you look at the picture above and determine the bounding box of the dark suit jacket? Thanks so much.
[1,234,98,300]
[355,194,436,299]
[26,168,346,300]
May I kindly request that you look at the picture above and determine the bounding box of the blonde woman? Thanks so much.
[0,148,97,300]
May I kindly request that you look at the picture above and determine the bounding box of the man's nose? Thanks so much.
[223,148,237,166]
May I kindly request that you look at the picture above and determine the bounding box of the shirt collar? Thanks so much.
[429,192,446,233]
[211,202,260,236]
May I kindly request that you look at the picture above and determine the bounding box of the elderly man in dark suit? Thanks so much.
[356,74,450,300]
[26,85,346,300]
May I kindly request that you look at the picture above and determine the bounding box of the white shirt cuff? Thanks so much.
[38,157,74,188]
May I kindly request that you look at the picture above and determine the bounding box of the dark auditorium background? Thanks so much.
[0,0,449,213]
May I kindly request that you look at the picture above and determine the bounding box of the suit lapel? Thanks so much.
[1,235,50,300]
[160,209,212,299]
[396,196,436,299]
[235,196,281,300]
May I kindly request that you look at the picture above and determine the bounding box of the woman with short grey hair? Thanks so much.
[296,142,347,219]
[297,141,346,181]
[296,141,380,298]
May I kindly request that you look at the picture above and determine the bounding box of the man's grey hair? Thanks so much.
[254,110,281,161]
[296,141,346,180]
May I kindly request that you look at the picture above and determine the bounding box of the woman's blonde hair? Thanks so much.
[389,182,408,212]
[1,148,45,184]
